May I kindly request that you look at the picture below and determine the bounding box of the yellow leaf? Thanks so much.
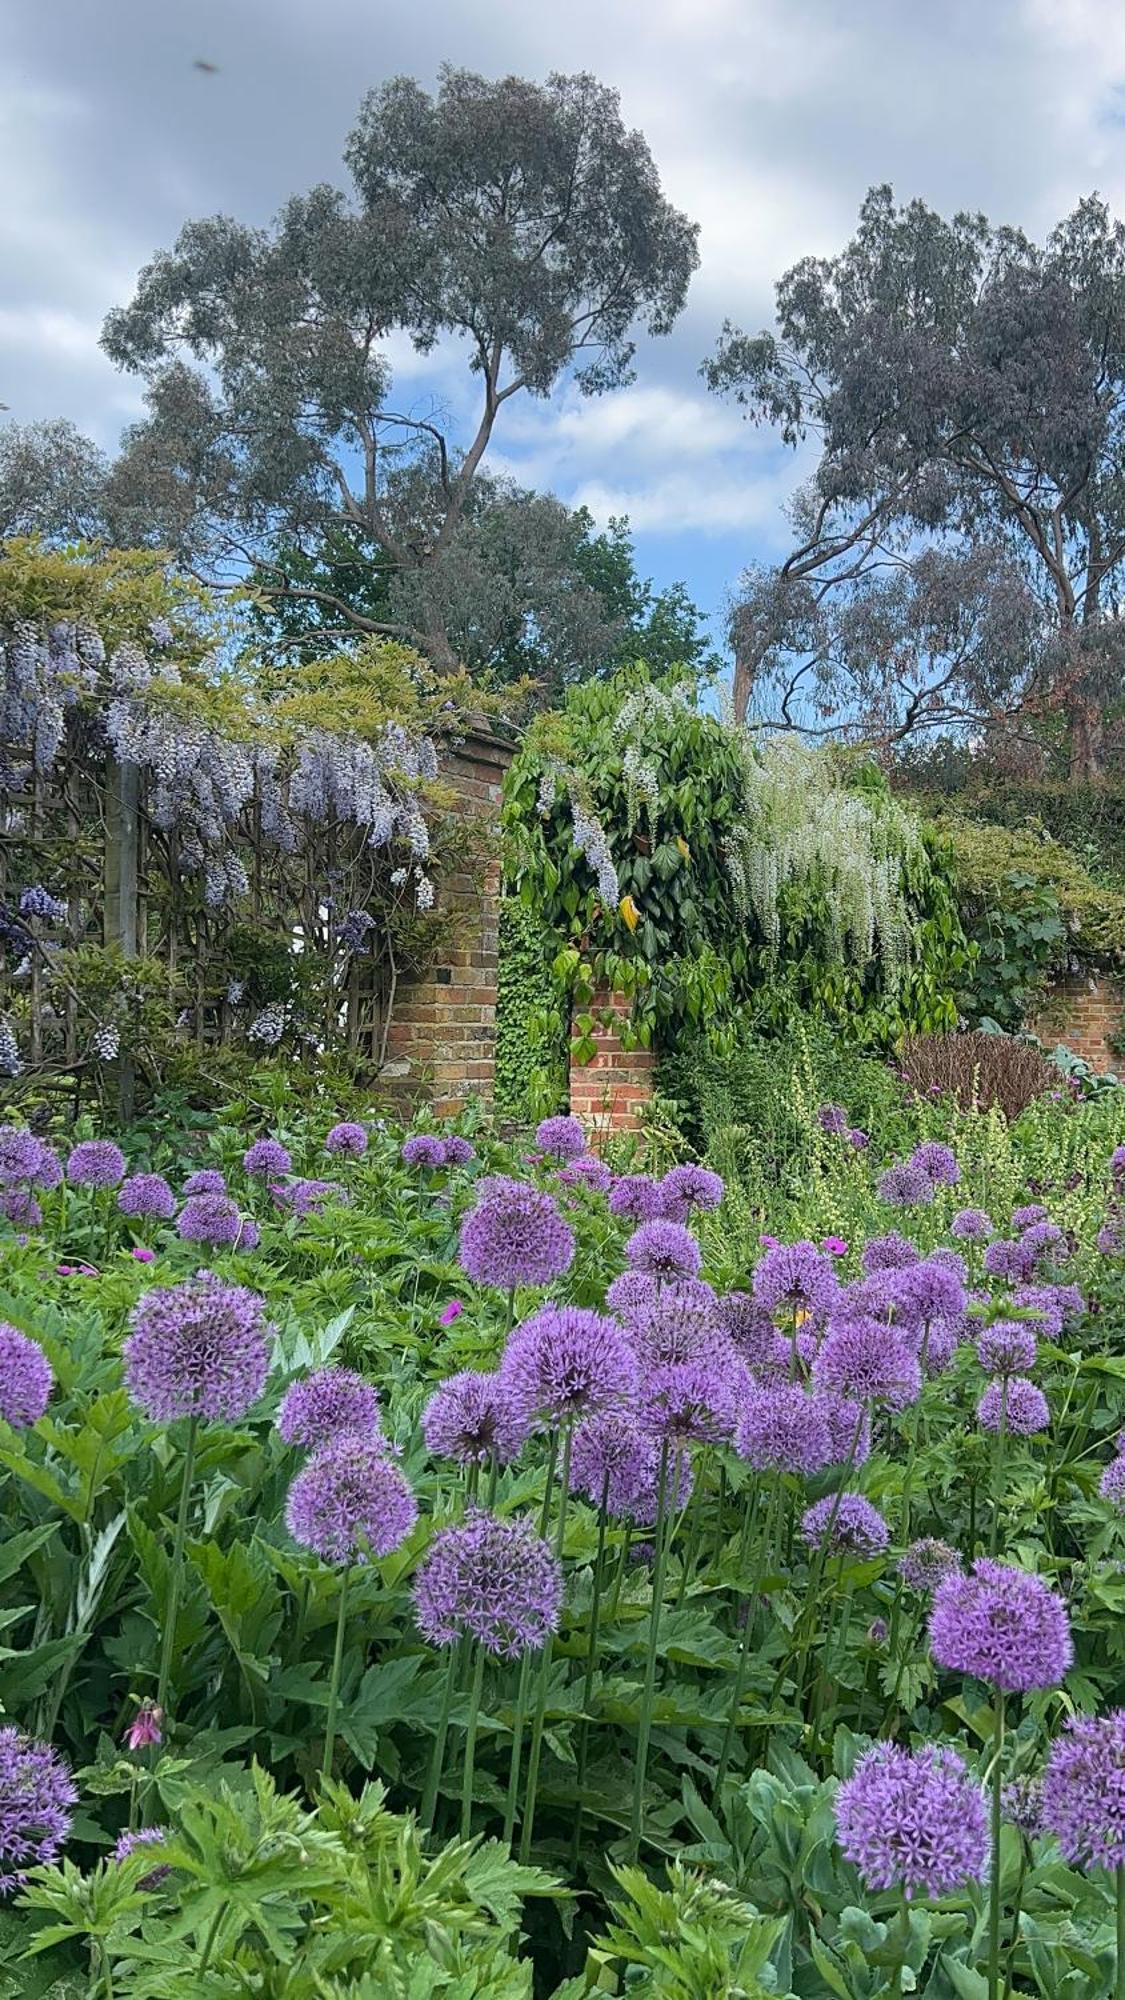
[675,836,691,860]
[619,894,640,933]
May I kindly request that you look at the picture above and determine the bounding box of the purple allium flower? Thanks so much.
[877,1161,934,1208]
[910,1141,961,1187]
[0,1324,52,1427]
[66,1139,126,1189]
[500,1306,637,1426]
[0,1126,60,1191]
[983,1238,1038,1284]
[442,1135,475,1167]
[735,1383,832,1476]
[820,1392,872,1467]
[800,1492,889,1559]
[637,1357,737,1444]
[238,1218,261,1250]
[834,1742,988,1901]
[1012,1204,1049,1230]
[1013,1282,1084,1334]
[624,1282,724,1370]
[752,1241,839,1319]
[929,1558,1073,1691]
[952,1208,994,1242]
[1020,1220,1069,1262]
[325,1122,367,1158]
[113,1825,172,1887]
[1001,1777,1044,1839]
[659,1163,725,1218]
[0,1189,40,1229]
[813,1317,922,1410]
[716,1291,776,1366]
[413,1509,562,1657]
[625,1219,701,1282]
[1099,1456,1125,1511]
[862,1233,920,1275]
[277,1367,382,1450]
[766,1327,819,1377]
[285,1437,417,1564]
[243,1137,292,1178]
[888,1258,967,1330]
[182,1169,226,1197]
[274,1178,347,1217]
[458,1177,575,1290]
[1042,1711,1125,1871]
[534,1114,587,1162]
[817,1103,849,1136]
[0,1729,77,1894]
[422,1370,529,1465]
[118,1173,176,1222]
[608,1175,666,1223]
[976,1322,1038,1376]
[900,1538,962,1592]
[918,1314,965,1374]
[571,1409,657,1513]
[176,1193,245,1247]
[402,1134,447,1171]
[1098,1224,1121,1255]
[558,1156,613,1193]
[124,1272,271,1423]
[977,1376,1049,1437]
[848,1128,870,1150]
[607,1271,715,1332]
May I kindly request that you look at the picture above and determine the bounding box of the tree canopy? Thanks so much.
[706,185,1125,776]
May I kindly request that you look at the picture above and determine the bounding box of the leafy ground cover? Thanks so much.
[0,1083,1125,1994]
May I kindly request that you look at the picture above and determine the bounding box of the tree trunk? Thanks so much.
[1068,701,1105,783]
[731,648,753,725]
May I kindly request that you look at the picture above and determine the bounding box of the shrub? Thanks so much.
[898,1030,1062,1119]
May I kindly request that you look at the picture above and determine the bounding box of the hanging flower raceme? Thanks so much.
[421,1370,529,1465]
[413,1508,563,1658]
[458,1176,575,1290]
[0,1324,52,1428]
[66,1139,126,1189]
[929,1558,1073,1691]
[124,1272,272,1423]
[277,1367,383,1451]
[834,1742,988,1902]
[534,1114,587,1162]
[0,1728,77,1895]
[801,1493,889,1560]
[500,1306,638,1427]
[286,1436,417,1565]
[1041,1710,1125,1873]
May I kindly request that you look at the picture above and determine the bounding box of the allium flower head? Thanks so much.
[182,1169,226,1197]
[637,1357,738,1444]
[976,1322,1037,1376]
[1099,1456,1125,1511]
[911,1141,961,1187]
[716,1291,776,1366]
[1012,1282,1084,1335]
[752,1240,839,1319]
[887,1258,967,1330]
[929,1558,1073,1691]
[978,1376,1049,1436]
[0,1728,77,1893]
[402,1134,446,1170]
[817,1103,849,1135]
[607,1270,715,1334]
[0,1325,52,1428]
[608,1175,666,1224]
[67,1139,126,1188]
[414,1509,562,1657]
[900,1538,962,1592]
[624,1282,725,1370]
[286,1437,417,1564]
[820,1392,872,1467]
[571,1409,657,1513]
[534,1114,587,1162]
[735,1382,832,1476]
[877,1161,934,1208]
[659,1163,725,1219]
[243,1137,292,1178]
[124,1272,271,1423]
[862,1233,920,1275]
[835,1742,988,1901]
[442,1135,476,1167]
[625,1219,701,1282]
[1020,1220,1069,1264]
[952,1208,994,1242]
[558,1156,613,1193]
[0,1127,60,1191]
[118,1173,176,1222]
[629,1446,693,1525]
[984,1238,1038,1284]
[325,1122,367,1157]
[800,1492,889,1559]
[179,1193,246,1247]
[1042,1710,1125,1871]
[113,1825,172,1887]
[813,1316,922,1411]
[1012,1204,1049,1230]
[458,1176,575,1289]
[500,1306,637,1425]
[422,1370,529,1465]
[1001,1777,1044,1839]
[278,1367,382,1450]
[1,1189,40,1229]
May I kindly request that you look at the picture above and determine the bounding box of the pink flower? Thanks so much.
[759,1233,780,1250]
[78,1265,99,1278]
[56,1264,75,1277]
[125,1701,163,1750]
[439,1299,464,1327]
[132,1247,156,1264]
[823,1236,849,1256]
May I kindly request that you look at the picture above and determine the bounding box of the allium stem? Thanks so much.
[155,1413,199,1723]
[784,1403,868,1717]
[989,1381,1009,1560]
[628,1436,671,1861]
[715,1476,775,1795]
[321,1562,351,1789]
[518,1422,573,1865]
[1117,1862,1125,2000]
[460,1642,486,1840]
[422,1644,459,1832]
[569,1470,610,1871]
[988,1692,1005,2000]
[502,1651,531,1849]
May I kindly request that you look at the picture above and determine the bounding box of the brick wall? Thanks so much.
[568,987,655,1146]
[1030,974,1125,1073]
[383,728,512,1114]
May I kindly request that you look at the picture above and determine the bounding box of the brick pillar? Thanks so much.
[568,987,655,1147]
[383,727,512,1113]
[1030,974,1125,1073]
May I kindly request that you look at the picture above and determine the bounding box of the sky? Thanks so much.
[5,0,1125,658]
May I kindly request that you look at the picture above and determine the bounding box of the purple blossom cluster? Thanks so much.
[0,1323,53,1428]
[800,1490,888,1559]
[752,1240,839,1320]
[835,1742,988,1900]
[977,1376,1050,1437]
[422,1370,529,1465]
[66,1139,126,1188]
[900,1538,962,1592]
[929,1558,1073,1691]
[244,1137,292,1178]
[414,1509,562,1656]
[277,1367,382,1450]
[0,1729,77,1893]
[459,1176,575,1289]
[325,1122,369,1157]
[534,1114,587,1162]
[1042,1710,1125,1871]
[500,1306,637,1426]
[124,1272,272,1423]
[286,1436,417,1564]
[624,1220,702,1282]
[118,1173,176,1222]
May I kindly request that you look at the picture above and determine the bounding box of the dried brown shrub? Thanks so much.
[898,1031,1061,1120]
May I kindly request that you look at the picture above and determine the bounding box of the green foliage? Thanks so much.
[493,898,566,1123]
